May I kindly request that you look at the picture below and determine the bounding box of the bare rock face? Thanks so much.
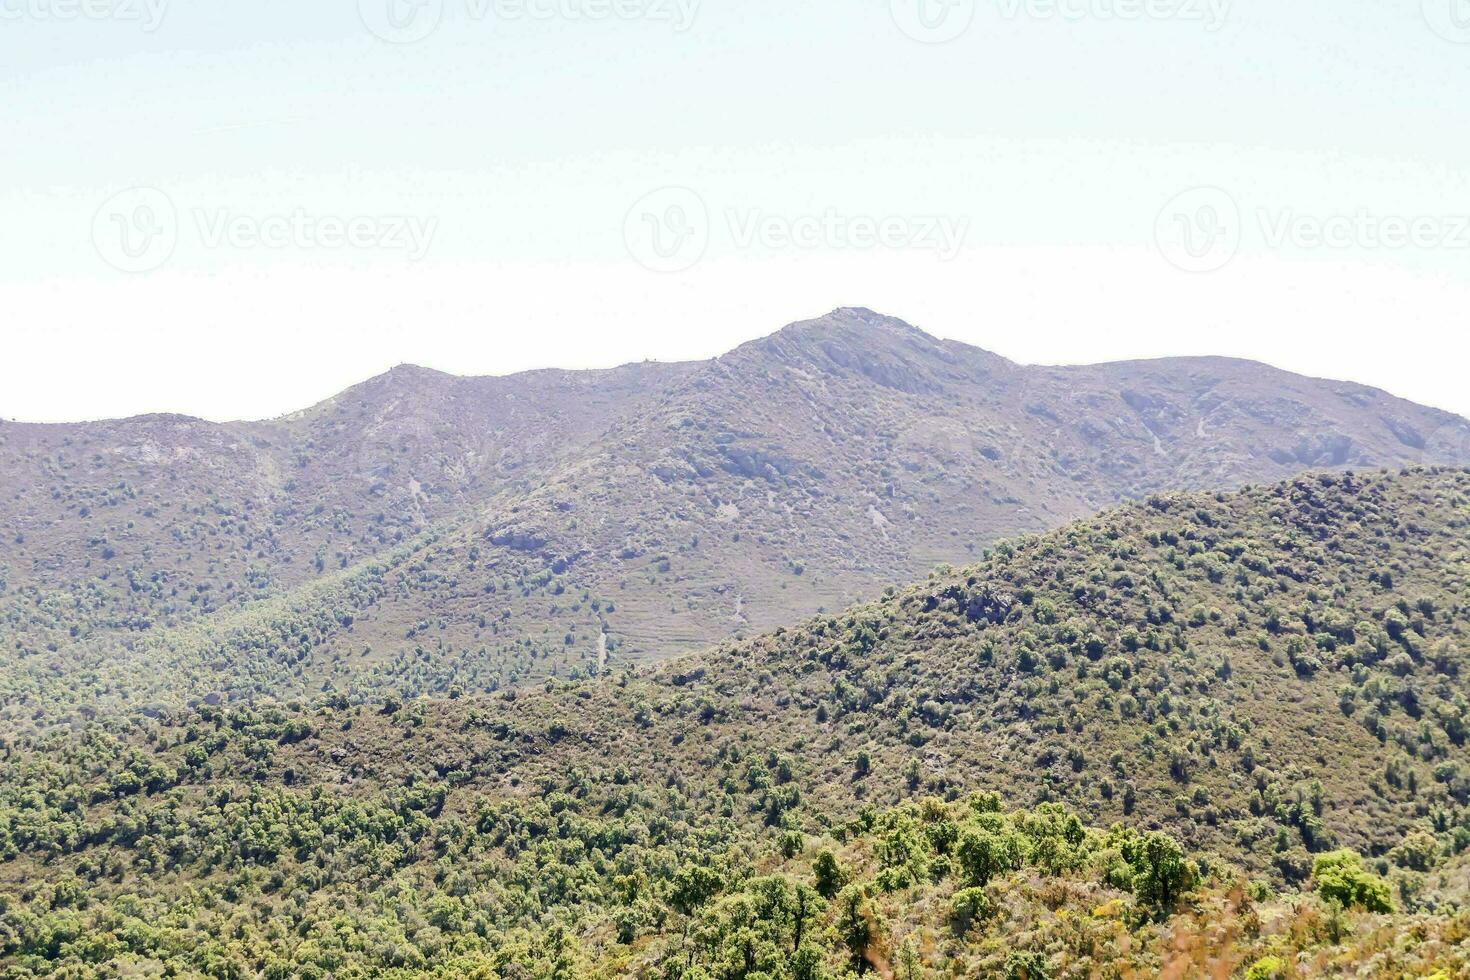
[920,585,1015,626]
[965,589,1016,626]
[488,528,550,554]
[2,307,1466,714]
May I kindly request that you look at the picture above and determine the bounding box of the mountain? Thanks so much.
[2,469,1468,977]
[3,309,1468,723]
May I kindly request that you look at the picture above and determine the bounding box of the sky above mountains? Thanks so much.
[3,0,1469,422]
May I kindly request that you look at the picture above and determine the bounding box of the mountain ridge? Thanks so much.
[2,309,1468,725]
[13,307,1463,427]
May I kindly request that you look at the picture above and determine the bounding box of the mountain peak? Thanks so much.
[347,362,459,398]
[381,362,450,381]
[794,306,931,338]
[730,307,1006,393]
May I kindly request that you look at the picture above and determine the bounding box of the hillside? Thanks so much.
[3,310,1469,723]
[2,469,1468,977]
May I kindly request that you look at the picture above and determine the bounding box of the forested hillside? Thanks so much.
[2,468,1468,976]
[4,310,1468,726]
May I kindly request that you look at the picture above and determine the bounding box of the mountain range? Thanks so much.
[4,308,1469,725]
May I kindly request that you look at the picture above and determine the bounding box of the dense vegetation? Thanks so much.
[3,747,1464,979]
[2,467,1469,975]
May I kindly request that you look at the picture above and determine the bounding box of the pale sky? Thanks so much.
[3,0,1469,423]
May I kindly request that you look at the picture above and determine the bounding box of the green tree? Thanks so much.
[1128,831,1196,917]
[813,850,845,899]
[835,885,876,974]
[956,828,1022,886]
[950,887,992,935]
[791,943,824,980]
[670,864,724,917]
[1312,850,1392,913]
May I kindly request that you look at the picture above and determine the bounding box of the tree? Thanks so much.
[1312,850,1392,913]
[956,828,1021,886]
[1129,831,1196,917]
[950,887,992,935]
[670,864,724,918]
[835,885,876,974]
[669,863,725,972]
[791,943,824,980]
[813,850,845,899]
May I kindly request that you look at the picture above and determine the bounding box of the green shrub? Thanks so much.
[1312,850,1392,913]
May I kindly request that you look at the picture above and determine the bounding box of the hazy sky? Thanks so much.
[3,0,1469,422]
